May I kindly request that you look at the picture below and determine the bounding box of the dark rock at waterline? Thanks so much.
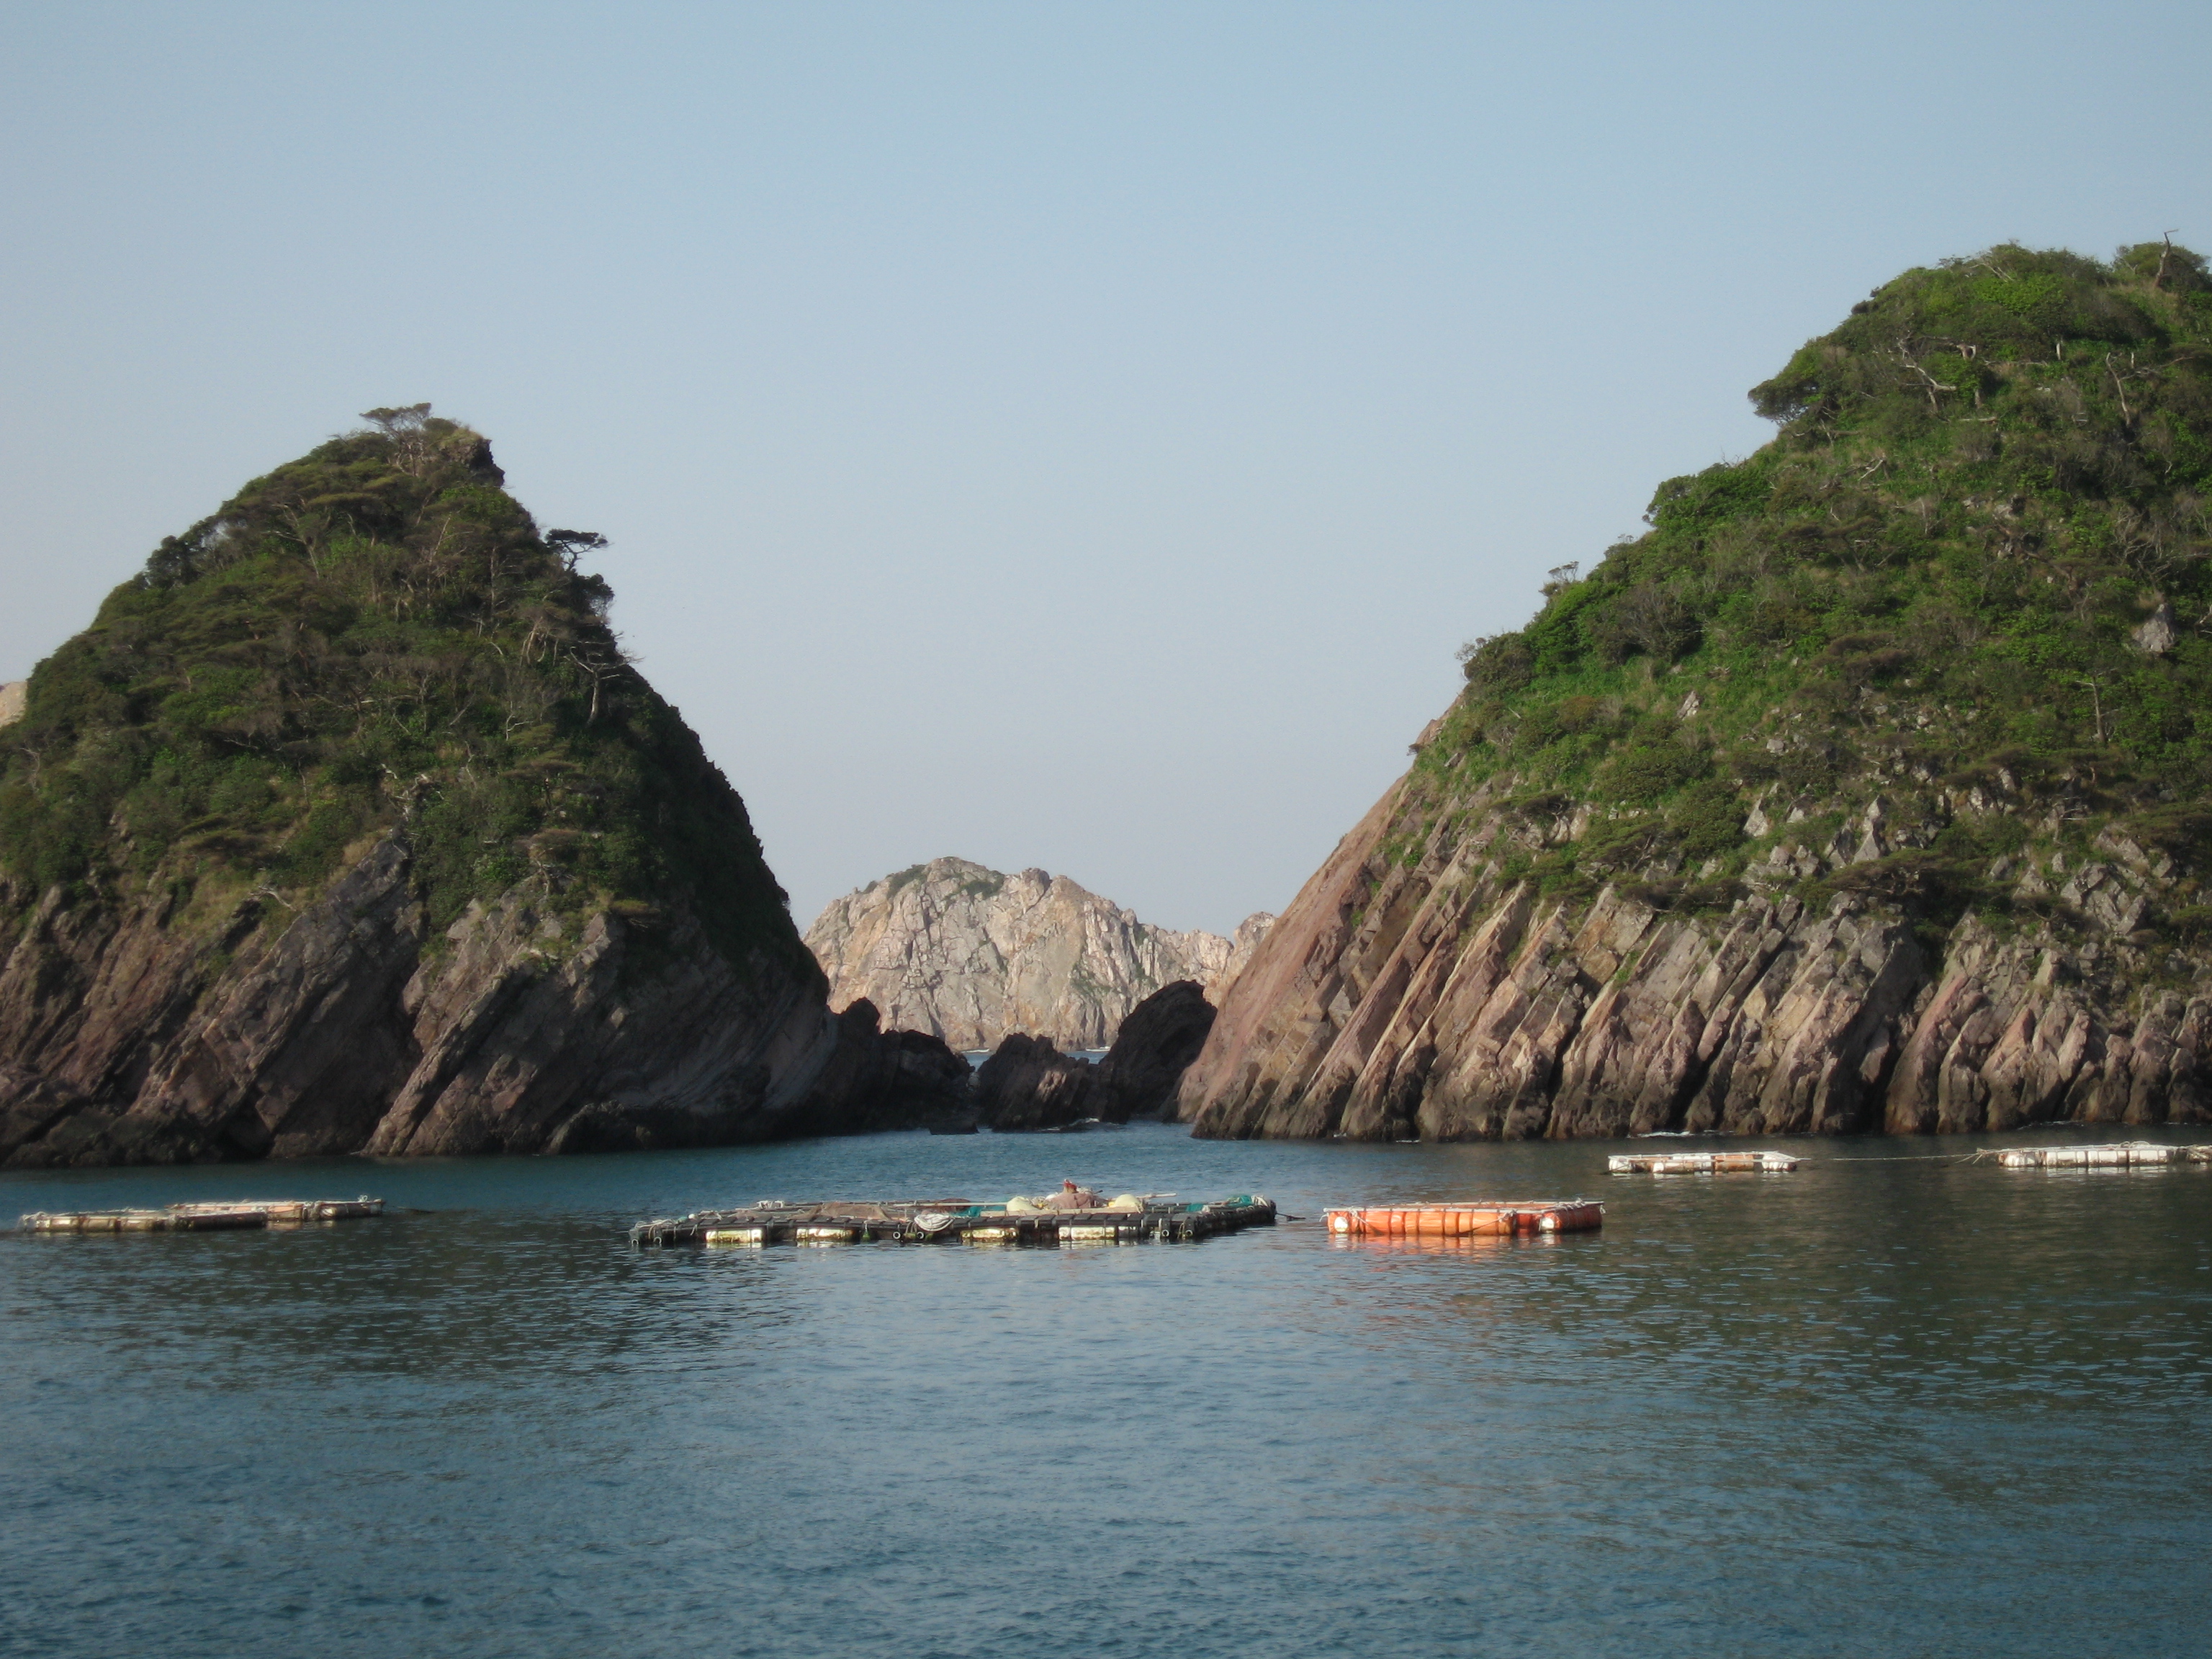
[974,1033,1096,1131]
[542,1002,976,1151]
[0,1060,91,1163]
[799,999,979,1136]
[1092,979,1215,1122]
[974,982,1219,1130]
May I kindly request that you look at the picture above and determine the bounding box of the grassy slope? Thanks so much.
[0,410,814,985]
[1409,240,2212,976]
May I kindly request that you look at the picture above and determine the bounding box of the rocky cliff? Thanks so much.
[0,407,920,1166]
[1183,240,2212,1141]
[971,1033,1097,1132]
[969,979,1218,1130]
[805,856,1270,1049]
[1092,979,1216,1121]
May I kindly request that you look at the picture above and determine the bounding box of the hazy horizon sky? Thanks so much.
[5,1,2209,935]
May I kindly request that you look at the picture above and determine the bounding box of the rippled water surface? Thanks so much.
[4,1125,2209,1658]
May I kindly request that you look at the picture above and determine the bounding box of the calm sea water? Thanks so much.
[4,1124,2208,1658]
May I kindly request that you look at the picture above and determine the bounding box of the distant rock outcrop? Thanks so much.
[804,857,1272,1050]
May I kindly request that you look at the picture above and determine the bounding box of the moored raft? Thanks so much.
[630,1192,1277,1248]
[1989,1141,2212,1169]
[1609,1150,1800,1174]
[19,1196,385,1233]
[1323,1200,1603,1238]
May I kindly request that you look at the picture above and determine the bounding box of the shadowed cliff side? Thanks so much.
[1092,979,1215,1121]
[0,408,890,1165]
[1184,240,2212,1141]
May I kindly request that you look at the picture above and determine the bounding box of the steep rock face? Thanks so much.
[0,830,860,1165]
[1182,770,2212,1141]
[804,856,1271,1049]
[1184,241,2212,1141]
[1092,979,1215,1122]
[0,408,898,1165]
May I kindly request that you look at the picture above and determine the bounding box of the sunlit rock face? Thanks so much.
[804,856,1272,1051]
[1181,241,2212,1142]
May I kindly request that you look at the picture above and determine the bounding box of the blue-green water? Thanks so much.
[4,1124,2208,1658]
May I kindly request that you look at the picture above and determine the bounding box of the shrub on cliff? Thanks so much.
[1431,238,2212,943]
[0,406,810,983]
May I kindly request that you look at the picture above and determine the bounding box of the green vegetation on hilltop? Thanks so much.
[0,406,809,980]
[1421,240,2212,948]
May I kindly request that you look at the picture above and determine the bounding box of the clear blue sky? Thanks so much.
[4,1,2207,934]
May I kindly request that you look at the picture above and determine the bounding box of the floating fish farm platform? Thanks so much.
[1609,1150,1801,1174]
[629,1195,1277,1247]
[19,1197,385,1233]
[1988,1141,2212,1169]
[1324,1200,1603,1238]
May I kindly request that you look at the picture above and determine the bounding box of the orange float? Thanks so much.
[1323,1200,1602,1238]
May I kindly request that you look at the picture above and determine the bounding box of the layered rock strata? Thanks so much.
[1181,770,2212,1141]
[1181,243,2212,1141]
[805,856,1270,1050]
[0,830,961,1166]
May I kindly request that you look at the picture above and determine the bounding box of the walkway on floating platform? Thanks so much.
[19,1197,386,1233]
[629,1195,1277,1247]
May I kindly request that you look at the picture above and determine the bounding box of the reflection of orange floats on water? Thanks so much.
[1323,1200,1603,1237]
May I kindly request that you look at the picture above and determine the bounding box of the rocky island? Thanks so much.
[805,855,1270,1050]
[0,408,962,1166]
[1183,240,2212,1141]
